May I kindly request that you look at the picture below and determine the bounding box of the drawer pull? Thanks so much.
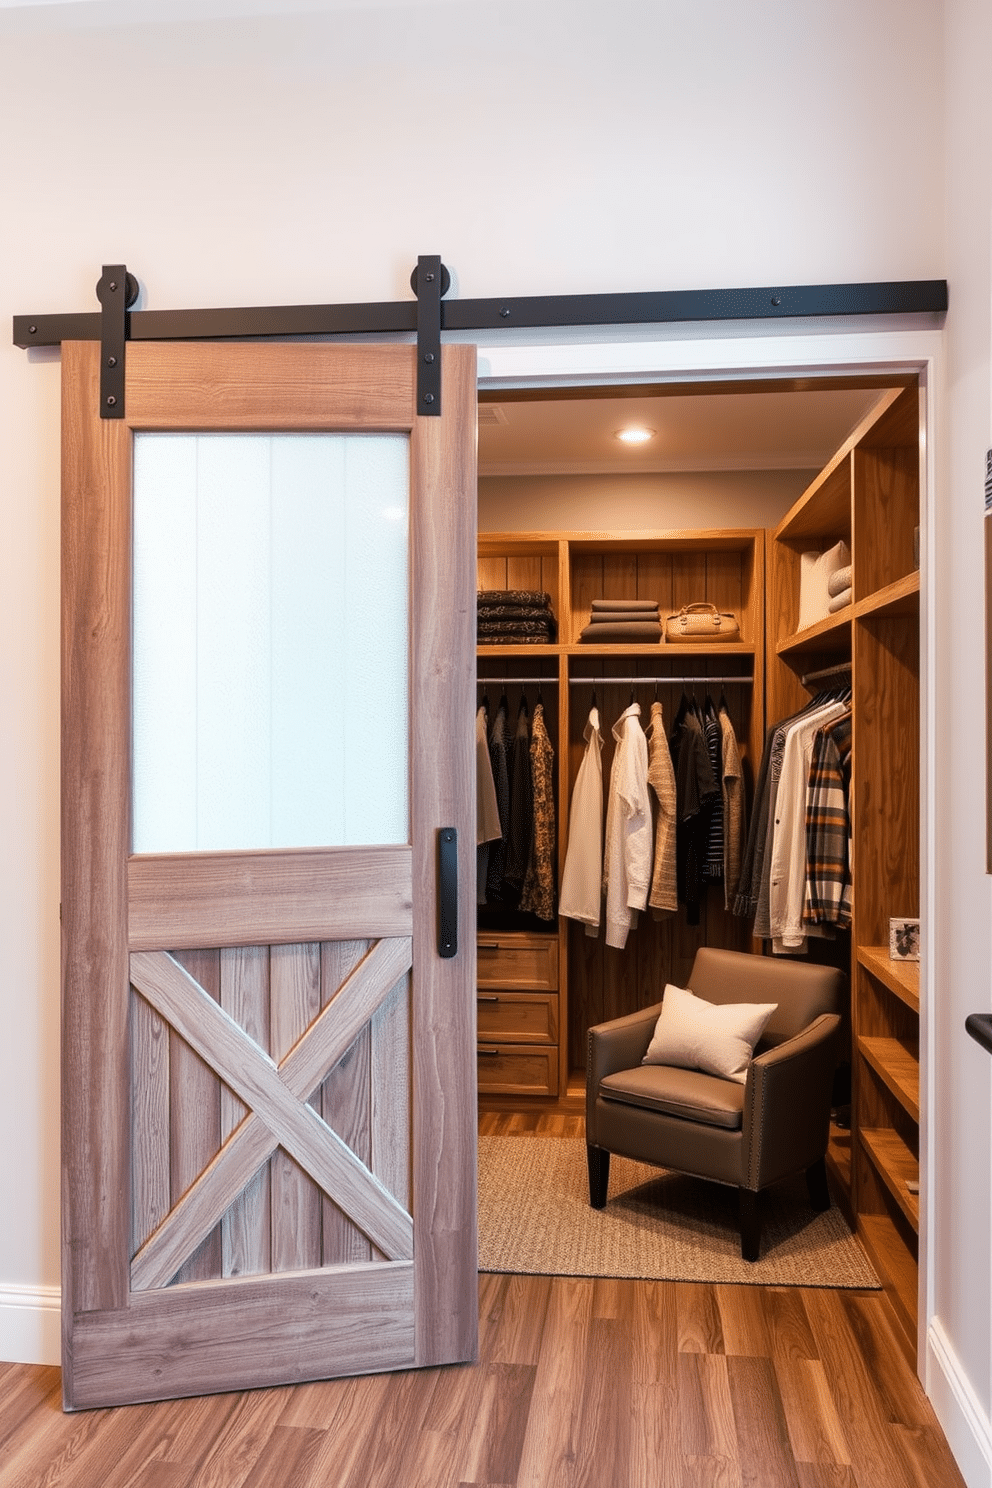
[478,941,501,951]
[478,994,500,1003]
[478,1046,500,1056]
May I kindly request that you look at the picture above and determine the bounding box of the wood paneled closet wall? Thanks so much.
[476,378,922,1361]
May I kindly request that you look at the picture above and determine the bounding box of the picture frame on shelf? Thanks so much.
[889,916,920,962]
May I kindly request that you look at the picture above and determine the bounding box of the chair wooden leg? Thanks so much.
[587,1145,610,1209]
[739,1188,761,1261]
[806,1155,831,1213]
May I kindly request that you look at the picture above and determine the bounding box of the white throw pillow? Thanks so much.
[827,563,852,598]
[642,983,777,1085]
[798,540,851,631]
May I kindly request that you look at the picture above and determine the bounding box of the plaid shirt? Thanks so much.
[803,710,852,928]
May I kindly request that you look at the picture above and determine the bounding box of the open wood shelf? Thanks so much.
[563,643,756,660]
[564,529,759,553]
[857,946,920,1012]
[860,1126,919,1231]
[776,611,851,658]
[773,386,905,543]
[772,570,918,660]
[480,643,760,662]
[853,571,920,621]
[478,644,561,660]
[858,1036,920,1122]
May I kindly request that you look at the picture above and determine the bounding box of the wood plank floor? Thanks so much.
[0,1115,966,1488]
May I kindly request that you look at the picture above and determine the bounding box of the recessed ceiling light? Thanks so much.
[615,426,656,445]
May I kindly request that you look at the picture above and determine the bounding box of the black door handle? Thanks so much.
[438,827,457,958]
[966,1013,992,1055]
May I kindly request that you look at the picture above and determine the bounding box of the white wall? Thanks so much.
[3,5,986,1479]
[479,470,812,534]
[923,2,992,1482]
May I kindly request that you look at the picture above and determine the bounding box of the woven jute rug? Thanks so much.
[478,1135,880,1289]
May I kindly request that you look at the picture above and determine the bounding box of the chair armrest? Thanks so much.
[742,1012,841,1190]
[586,1004,662,1116]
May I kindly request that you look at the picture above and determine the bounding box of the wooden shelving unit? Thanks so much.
[477,528,764,1096]
[766,380,922,1365]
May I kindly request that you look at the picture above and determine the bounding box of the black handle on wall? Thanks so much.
[966,1013,992,1056]
[438,827,458,958]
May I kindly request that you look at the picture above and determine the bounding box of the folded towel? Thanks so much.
[477,590,553,612]
[579,620,662,643]
[583,609,660,626]
[827,565,852,598]
[827,586,852,614]
[478,620,557,640]
[478,604,554,622]
[590,598,660,613]
[478,633,551,645]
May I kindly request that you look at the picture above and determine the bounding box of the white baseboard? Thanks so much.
[928,1317,992,1488]
[0,1284,61,1367]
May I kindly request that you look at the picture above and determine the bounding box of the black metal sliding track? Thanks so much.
[13,263,947,419]
[13,274,948,349]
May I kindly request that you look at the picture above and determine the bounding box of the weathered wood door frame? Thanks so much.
[60,339,478,1409]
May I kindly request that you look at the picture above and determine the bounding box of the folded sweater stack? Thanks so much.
[579,598,662,643]
[478,589,557,644]
[827,564,852,614]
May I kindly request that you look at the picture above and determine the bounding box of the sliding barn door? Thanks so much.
[60,340,478,1409]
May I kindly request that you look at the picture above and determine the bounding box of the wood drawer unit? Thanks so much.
[476,1044,558,1097]
[477,990,558,1045]
[477,932,560,1096]
[477,934,558,991]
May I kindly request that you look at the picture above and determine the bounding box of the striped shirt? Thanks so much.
[803,710,853,928]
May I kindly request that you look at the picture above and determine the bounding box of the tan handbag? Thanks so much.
[664,602,741,643]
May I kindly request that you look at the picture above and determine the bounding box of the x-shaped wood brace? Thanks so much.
[129,937,414,1291]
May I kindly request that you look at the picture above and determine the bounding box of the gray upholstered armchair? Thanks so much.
[586,947,844,1260]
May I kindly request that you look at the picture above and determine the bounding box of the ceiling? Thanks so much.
[477,383,889,479]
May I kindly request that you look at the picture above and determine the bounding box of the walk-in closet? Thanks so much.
[475,377,923,1362]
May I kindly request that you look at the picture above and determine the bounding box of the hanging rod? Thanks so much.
[567,674,753,686]
[477,674,752,687]
[800,661,853,687]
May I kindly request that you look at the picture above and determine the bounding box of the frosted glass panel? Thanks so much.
[132,432,409,852]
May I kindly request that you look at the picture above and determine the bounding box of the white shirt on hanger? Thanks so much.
[558,706,604,936]
[603,702,651,950]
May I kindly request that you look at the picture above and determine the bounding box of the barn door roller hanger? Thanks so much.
[13,259,947,421]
